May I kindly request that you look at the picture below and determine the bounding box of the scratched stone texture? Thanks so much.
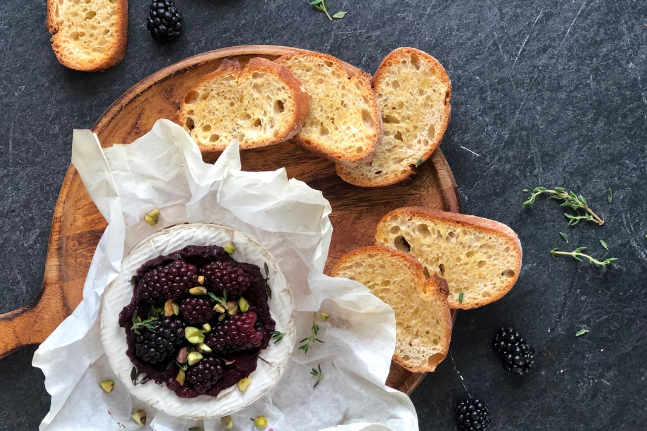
[0,0,646,430]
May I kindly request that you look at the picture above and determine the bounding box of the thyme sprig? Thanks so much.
[310,364,324,388]
[299,312,324,354]
[310,0,345,21]
[523,187,604,226]
[207,290,228,308]
[550,247,617,267]
[271,331,285,344]
[132,310,157,335]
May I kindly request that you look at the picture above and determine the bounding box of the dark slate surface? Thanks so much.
[0,0,646,430]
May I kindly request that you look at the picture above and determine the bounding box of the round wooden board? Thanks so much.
[0,46,460,395]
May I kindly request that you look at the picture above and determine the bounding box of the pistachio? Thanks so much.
[144,209,160,226]
[198,275,205,285]
[237,377,251,392]
[187,351,203,366]
[213,304,226,313]
[131,409,147,427]
[226,301,239,316]
[253,416,268,428]
[320,313,330,321]
[224,359,236,365]
[176,368,186,386]
[176,346,188,364]
[238,297,250,313]
[218,313,227,321]
[196,343,212,354]
[221,416,233,430]
[99,380,114,393]
[172,302,180,315]
[164,299,175,316]
[185,327,205,344]
[189,286,208,296]
[224,242,235,254]
[201,323,212,333]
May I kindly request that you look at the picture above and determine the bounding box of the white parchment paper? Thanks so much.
[32,119,419,431]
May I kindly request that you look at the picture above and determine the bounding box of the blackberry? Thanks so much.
[187,357,223,393]
[205,311,264,354]
[180,297,216,325]
[492,327,535,375]
[456,398,490,431]
[137,260,198,305]
[201,261,251,298]
[146,0,183,43]
[133,316,186,364]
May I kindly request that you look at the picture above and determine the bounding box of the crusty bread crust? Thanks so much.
[47,0,128,72]
[275,52,383,165]
[332,245,426,280]
[177,57,308,152]
[336,47,451,187]
[375,207,522,309]
[331,246,452,372]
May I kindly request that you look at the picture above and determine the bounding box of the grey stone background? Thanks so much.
[1,0,646,429]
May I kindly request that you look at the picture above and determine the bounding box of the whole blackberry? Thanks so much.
[492,327,535,375]
[205,311,264,354]
[187,357,223,393]
[180,297,216,325]
[146,0,183,43]
[201,261,251,298]
[133,316,186,364]
[456,398,490,431]
[137,260,198,305]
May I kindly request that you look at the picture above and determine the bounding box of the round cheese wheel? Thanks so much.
[101,223,296,419]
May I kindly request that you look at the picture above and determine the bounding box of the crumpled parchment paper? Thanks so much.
[32,119,419,431]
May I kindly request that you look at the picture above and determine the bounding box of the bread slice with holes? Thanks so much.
[375,207,522,310]
[336,47,451,186]
[274,52,382,165]
[46,0,128,72]
[331,246,452,372]
[178,58,309,152]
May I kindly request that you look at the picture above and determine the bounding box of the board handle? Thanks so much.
[0,287,68,359]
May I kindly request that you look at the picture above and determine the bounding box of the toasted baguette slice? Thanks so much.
[331,246,452,372]
[375,207,522,309]
[178,58,308,152]
[46,0,127,72]
[275,53,382,165]
[337,48,451,186]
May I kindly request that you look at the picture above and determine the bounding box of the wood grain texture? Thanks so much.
[0,46,461,395]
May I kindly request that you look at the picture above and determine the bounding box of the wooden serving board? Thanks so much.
[0,46,460,395]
